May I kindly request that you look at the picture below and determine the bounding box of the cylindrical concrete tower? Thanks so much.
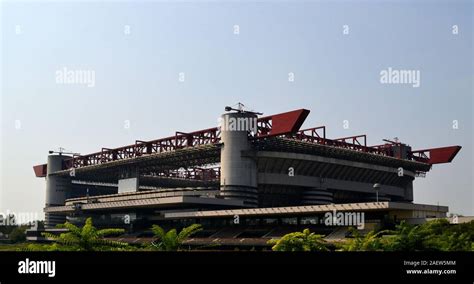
[219,112,258,207]
[302,187,334,205]
[45,154,72,227]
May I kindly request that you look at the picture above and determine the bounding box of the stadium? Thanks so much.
[29,104,461,247]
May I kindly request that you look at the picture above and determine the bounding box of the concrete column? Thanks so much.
[45,155,72,227]
[219,112,258,207]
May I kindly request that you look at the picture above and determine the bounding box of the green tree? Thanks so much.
[385,219,473,251]
[151,224,202,251]
[385,221,424,251]
[419,219,471,251]
[41,217,127,251]
[268,229,329,252]
[9,226,27,243]
[339,228,389,251]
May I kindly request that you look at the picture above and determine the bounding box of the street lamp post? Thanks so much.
[373,183,381,203]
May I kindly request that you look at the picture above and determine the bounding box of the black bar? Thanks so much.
[0,252,472,282]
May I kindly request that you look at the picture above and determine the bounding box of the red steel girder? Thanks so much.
[34,109,311,176]
[334,135,367,147]
[257,109,310,137]
[410,146,462,165]
[294,126,326,144]
[33,107,462,177]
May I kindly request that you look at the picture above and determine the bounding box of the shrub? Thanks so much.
[268,229,328,252]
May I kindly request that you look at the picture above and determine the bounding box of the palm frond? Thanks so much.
[151,225,166,239]
[41,232,60,240]
[178,224,202,242]
[97,228,125,237]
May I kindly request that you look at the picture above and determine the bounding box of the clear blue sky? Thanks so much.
[1,0,472,219]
